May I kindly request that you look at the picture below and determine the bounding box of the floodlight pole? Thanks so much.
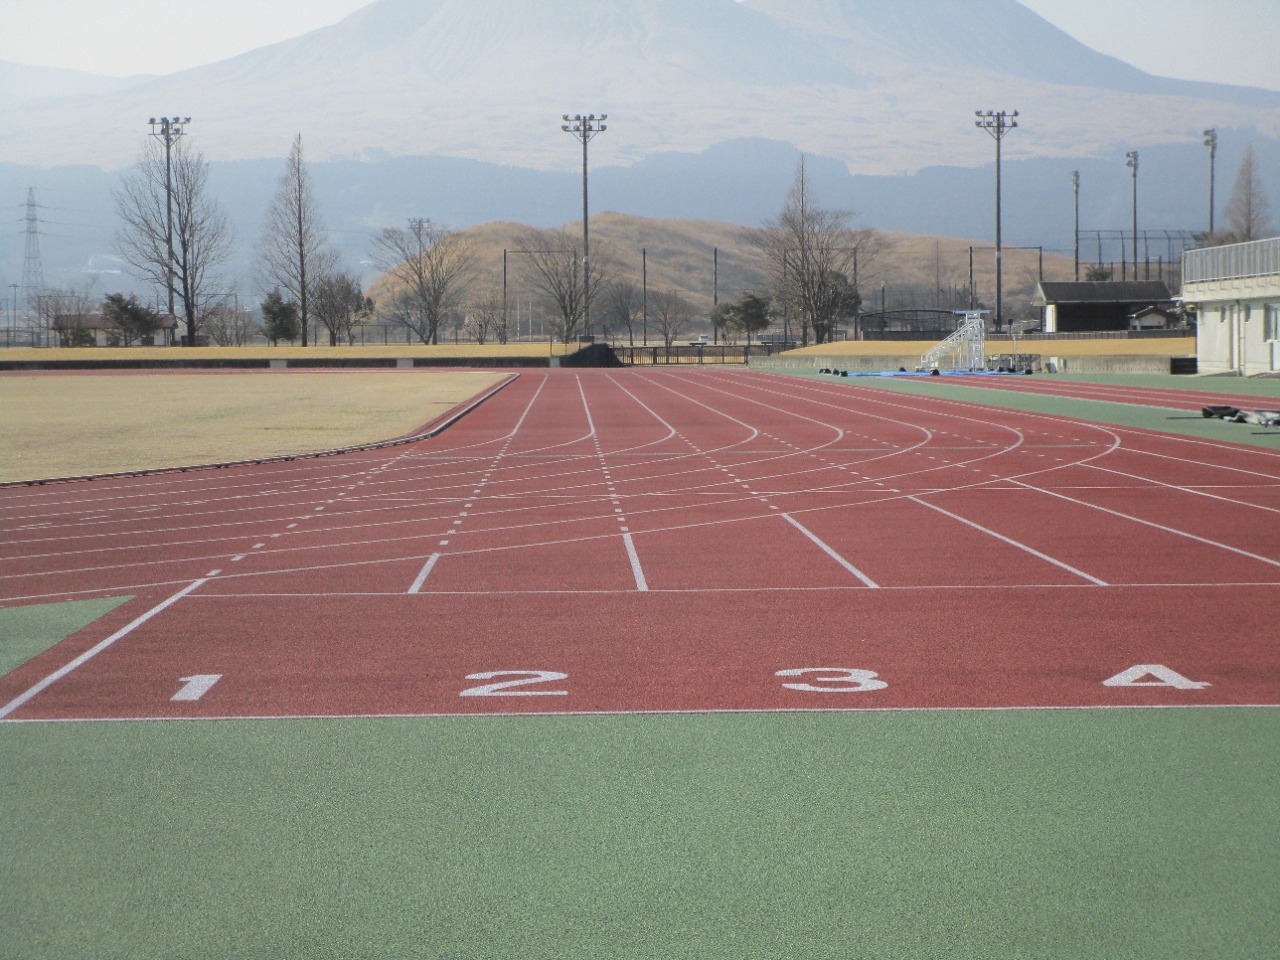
[149,116,190,341]
[562,113,606,340]
[975,109,1018,331]
[1203,129,1217,237]
[1126,151,1139,278]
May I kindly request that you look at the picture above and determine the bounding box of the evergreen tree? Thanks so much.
[260,288,301,345]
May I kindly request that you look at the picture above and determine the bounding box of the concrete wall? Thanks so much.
[750,354,921,373]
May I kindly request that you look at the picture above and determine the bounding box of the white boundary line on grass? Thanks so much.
[4,702,1276,725]
[0,578,209,720]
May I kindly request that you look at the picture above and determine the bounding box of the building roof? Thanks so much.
[53,312,177,330]
[1034,281,1173,306]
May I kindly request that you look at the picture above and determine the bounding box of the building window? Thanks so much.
[1265,304,1280,342]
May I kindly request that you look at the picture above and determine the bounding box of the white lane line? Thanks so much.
[623,533,649,592]
[1084,462,1280,515]
[0,578,210,721]
[908,496,1108,586]
[407,553,441,594]
[782,514,879,588]
[1013,479,1280,571]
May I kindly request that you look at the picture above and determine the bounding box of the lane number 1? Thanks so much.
[171,674,223,702]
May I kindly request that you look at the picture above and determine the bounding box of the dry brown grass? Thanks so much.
[0,370,505,482]
[451,215,1079,320]
[0,343,564,363]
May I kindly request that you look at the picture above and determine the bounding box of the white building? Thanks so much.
[1182,237,1280,375]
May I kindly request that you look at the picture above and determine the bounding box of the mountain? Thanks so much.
[2,0,1278,300]
[1,0,1278,173]
[0,61,153,110]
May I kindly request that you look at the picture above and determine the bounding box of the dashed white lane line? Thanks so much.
[408,553,441,594]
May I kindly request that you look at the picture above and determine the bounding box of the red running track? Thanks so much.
[2,368,1277,721]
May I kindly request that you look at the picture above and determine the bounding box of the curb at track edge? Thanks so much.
[1,373,521,489]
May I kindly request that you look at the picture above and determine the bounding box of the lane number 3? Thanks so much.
[775,668,889,693]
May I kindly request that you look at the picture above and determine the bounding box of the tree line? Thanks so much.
[46,129,1270,349]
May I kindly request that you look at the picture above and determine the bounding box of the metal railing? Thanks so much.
[1183,237,1280,284]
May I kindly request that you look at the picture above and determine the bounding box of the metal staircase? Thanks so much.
[919,312,987,372]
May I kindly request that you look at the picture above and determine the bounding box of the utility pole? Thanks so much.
[148,116,190,339]
[975,109,1018,331]
[561,113,606,340]
[1126,151,1139,279]
[713,247,719,344]
[1071,171,1081,281]
[1203,128,1217,237]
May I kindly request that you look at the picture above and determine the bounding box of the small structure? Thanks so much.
[1182,237,1280,376]
[53,312,178,347]
[1033,281,1176,333]
[918,311,986,371]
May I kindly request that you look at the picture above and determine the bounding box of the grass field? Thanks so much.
[0,344,568,362]
[0,370,505,482]
[4,706,1274,959]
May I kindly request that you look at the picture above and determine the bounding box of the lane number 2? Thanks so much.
[459,670,570,697]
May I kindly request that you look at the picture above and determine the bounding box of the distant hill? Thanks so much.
[433,212,1076,336]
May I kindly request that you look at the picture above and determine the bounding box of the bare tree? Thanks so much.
[371,219,474,345]
[257,134,334,347]
[376,288,419,343]
[516,228,609,343]
[202,297,256,346]
[464,287,510,345]
[754,157,881,344]
[1222,146,1274,243]
[115,139,233,346]
[601,279,643,345]
[651,290,691,348]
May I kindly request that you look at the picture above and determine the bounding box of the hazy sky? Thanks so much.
[1,0,1277,91]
